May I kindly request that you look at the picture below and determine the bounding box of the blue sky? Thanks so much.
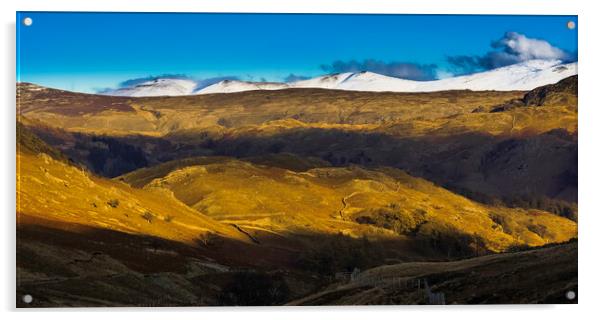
[17,12,577,93]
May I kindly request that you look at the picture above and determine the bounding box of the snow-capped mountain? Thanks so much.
[196,80,288,94]
[102,59,577,97]
[103,78,198,97]
[198,60,576,94]
[411,59,578,92]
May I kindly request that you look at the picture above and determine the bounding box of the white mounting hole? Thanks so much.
[567,21,576,30]
[566,290,576,300]
[22,17,33,26]
[22,294,33,304]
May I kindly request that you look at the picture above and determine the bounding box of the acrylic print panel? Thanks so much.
[16,12,578,307]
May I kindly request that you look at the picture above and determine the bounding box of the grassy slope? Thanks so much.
[16,132,249,245]
[18,80,578,206]
[17,81,576,139]
[17,83,524,136]
[16,78,579,305]
[119,155,576,253]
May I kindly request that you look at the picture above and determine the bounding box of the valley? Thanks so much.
[16,75,578,306]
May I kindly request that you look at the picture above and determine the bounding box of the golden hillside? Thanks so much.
[18,78,578,210]
[119,154,576,254]
[17,140,250,246]
[16,77,578,306]
[18,83,524,136]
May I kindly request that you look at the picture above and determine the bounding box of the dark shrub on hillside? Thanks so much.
[354,207,426,235]
[75,136,148,177]
[444,185,504,207]
[415,227,489,258]
[107,199,120,208]
[295,234,386,275]
[217,271,290,306]
[448,185,577,222]
[502,195,578,221]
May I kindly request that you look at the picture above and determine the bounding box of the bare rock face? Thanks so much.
[522,75,578,107]
[490,75,578,113]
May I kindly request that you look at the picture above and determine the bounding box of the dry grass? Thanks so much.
[119,156,576,253]
[15,79,578,306]
[16,152,249,244]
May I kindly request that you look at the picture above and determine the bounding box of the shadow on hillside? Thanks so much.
[17,213,495,275]
[18,213,575,307]
[15,214,430,307]
[27,121,578,216]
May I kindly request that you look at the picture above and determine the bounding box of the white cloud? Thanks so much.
[447,32,574,74]
[495,32,568,62]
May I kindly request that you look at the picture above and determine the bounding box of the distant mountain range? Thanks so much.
[100,59,577,97]
[102,78,198,97]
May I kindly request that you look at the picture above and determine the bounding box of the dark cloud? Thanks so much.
[95,87,118,94]
[118,74,190,88]
[319,59,438,81]
[194,76,239,90]
[96,74,240,93]
[96,74,190,93]
[447,32,574,74]
[284,74,311,82]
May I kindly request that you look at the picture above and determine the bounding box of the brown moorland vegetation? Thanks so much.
[16,76,578,306]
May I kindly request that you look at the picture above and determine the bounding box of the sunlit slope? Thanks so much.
[203,101,576,146]
[17,78,576,139]
[16,138,249,245]
[209,106,576,204]
[120,156,576,252]
[18,76,578,208]
[18,82,524,136]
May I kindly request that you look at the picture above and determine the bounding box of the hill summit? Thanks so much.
[96,59,577,97]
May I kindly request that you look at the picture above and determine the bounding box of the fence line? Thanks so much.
[336,269,446,304]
